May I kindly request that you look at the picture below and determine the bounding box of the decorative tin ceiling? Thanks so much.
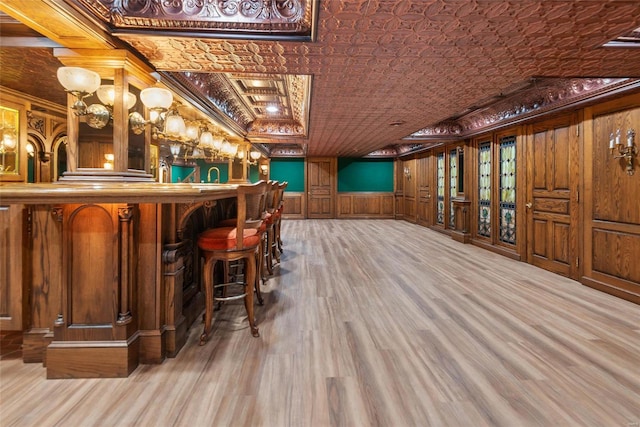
[2,0,640,157]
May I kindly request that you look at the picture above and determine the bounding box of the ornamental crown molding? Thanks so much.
[170,71,253,128]
[248,119,305,137]
[269,145,305,157]
[406,77,637,141]
[76,0,317,40]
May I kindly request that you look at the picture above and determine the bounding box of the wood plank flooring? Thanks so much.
[1,219,639,427]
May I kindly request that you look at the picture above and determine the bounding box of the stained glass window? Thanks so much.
[499,136,516,244]
[449,149,457,228]
[436,152,445,224]
[478,141,491,237]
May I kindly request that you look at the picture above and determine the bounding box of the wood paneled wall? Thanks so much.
[399,91,640,304]
[584,95,640,303]
[0,205,27,331]
[282,192,305,219]
[336,193,394,219]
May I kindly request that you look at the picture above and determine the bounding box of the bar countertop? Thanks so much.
[0,182,240,205]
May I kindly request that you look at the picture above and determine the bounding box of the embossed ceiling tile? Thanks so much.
[0,47,66,106]
[99,1,640,156]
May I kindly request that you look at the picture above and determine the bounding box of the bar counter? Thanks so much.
[0,182,241,378]
[0,182,239,204]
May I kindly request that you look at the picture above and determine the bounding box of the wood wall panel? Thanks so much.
[592,105,640,224]
[403,197,416,222]
[592,228,640,284]
[69,206,115,326]
[282,192,305,219]
[0,205,26,331]
[583,93,640,304]
[336,193,394,219]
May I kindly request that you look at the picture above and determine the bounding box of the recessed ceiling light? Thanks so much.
[266,105,279,113]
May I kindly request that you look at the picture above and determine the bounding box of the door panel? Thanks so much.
[527,116,578,278]
[307,157,335,218]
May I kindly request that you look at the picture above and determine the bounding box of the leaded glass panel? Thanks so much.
[449,149,457,228]
[478,142,491,237]
[436,152,445,224]
[499,136,516,244]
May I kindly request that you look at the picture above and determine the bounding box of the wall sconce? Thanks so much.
[260,164,269,175]
[132,87,176,137]
[56,67,101,114]
[169,142,181,159]
[103,153,114,170]
[249,150,262,165]
[403,166,411,180]
[610,129,637,176]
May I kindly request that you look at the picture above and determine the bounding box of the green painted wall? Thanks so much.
[337,158,394,192]
[27,155,35,183]
[171,165,195,183]
[249,164,260,183]
[270,158,305,192]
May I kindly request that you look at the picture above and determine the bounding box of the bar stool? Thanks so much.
[197,181,268,345]
[263,180,280,275]
[274,181,288,260]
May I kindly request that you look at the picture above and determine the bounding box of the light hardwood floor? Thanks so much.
[1,220,639,427]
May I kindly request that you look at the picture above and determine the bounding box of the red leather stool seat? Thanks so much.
[198,227,261,251]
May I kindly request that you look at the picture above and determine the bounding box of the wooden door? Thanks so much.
[307,157,335,218]
[403,159,417,222]
[416,155,432,226]
[526,115,579,278]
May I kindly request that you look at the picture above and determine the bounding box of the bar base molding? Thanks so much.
[46,335,140,379]
[22,329,53,364]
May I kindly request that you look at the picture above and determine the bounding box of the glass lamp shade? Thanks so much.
[192,147,204,158]
[57,67,101,94]
[140,87,173,110]
[221,141,232,156]
[164,112,186,138]
[213,135,223,150]
[237,149,245,159]
[250,150,261,160]
[170,142,181,157]
[229,143,239,157]
[185,122,200,141]
[96,85,137,109]
[200,131,214,147]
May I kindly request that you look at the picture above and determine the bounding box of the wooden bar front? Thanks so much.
[0,182,238,378]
